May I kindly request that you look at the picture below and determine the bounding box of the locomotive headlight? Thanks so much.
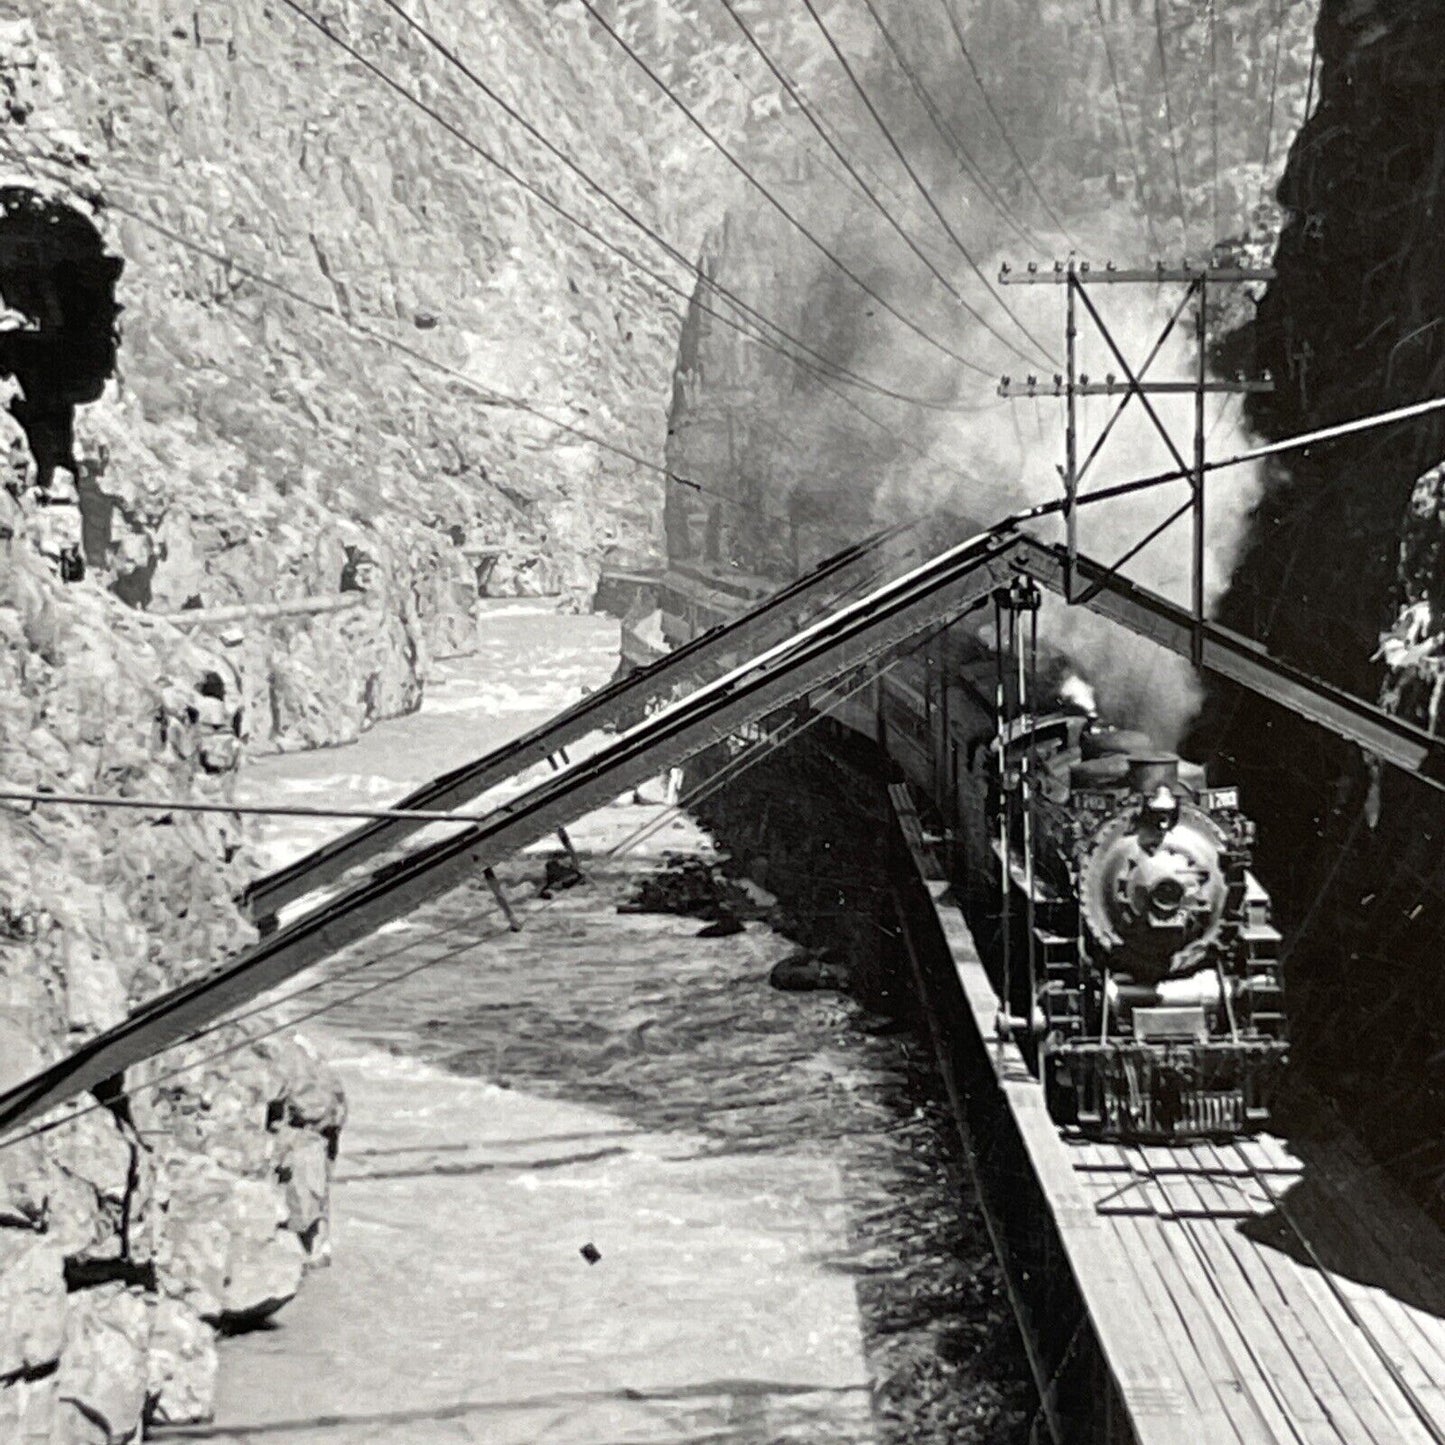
[1150,874,1186,915]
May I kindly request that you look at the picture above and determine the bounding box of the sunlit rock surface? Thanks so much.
[0,1,744,746]
[0,458,344,1441]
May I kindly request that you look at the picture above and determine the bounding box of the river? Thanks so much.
[179,603,1029,1444]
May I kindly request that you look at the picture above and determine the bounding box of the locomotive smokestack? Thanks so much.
[1127,753,1181,794]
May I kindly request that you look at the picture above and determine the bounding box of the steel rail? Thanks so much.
[1218,1139,1445,1444]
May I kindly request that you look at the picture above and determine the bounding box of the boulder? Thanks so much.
[53,1284,149,1445]
[0,1370,56,1444]
[145,1296,217,1426]
[156,1154,304,1328]
[768,949,851,993]
[0,1234,65,1382]
[217,1180,306,1329]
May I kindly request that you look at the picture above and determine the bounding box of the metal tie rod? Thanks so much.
[242,522,909,925]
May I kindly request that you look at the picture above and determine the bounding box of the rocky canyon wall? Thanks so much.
[0,506,345,1440]
[1195,0,1445,1204]
[3,0,737,751]
[0,3,748,1438]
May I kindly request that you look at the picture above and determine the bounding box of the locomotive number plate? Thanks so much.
[1202,786,1239,812]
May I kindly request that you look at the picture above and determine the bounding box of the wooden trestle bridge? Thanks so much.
[7,500,1445,1443]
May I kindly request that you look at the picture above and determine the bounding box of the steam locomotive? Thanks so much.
[991,711,1289,1140]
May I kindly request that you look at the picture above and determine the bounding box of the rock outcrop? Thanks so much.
[0,1,745,750]
[0,441,344,1438]
[1192,0,1445,1203]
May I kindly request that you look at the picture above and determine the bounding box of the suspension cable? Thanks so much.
[1,558,902,1127]
[796,0,1056,368]
[0,615,957,1154]
[934,0,1081,249]
[572,0,995,378]
[1087,0,1162,257]
[851,0,1050,254]
[1151,0,1191,245]
[280,0,973,413]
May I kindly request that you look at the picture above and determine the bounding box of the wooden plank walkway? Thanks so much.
[898,801,1445,1445]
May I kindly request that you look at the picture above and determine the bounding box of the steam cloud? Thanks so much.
[870,218,1266,747]
[676,1,1281,748]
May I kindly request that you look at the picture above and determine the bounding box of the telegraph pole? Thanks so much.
[997,260,1274,663]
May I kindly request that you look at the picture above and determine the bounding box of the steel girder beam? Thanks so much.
[0,528,1016,1138]
[10,521,1441,1141]
[1014,537,1445,786]
[242,527,902,926]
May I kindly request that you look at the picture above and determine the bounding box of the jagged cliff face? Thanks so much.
[1197,0,1445,1197]
[3,0,738,750]
[0,514,346,1440]
[0,4,744,1436]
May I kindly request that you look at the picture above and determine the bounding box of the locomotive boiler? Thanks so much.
[990,713,1289,1140]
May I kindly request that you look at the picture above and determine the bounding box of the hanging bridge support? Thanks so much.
[0,529,1020,1139]
[12,496,1445,1141]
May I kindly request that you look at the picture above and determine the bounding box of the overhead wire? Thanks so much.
[1086,0,1163,257]
[1,131,694,487]
[934,0,1081,249]
[665,0,959,273]
[10,12,1001,498]
[850,0,1050,255]
[1207,0,1221,239]
[794,0,1057,368]
[712,0,1039,362]
[571,0,998,379]
[1,112,978,511]
[281,0,974,416]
